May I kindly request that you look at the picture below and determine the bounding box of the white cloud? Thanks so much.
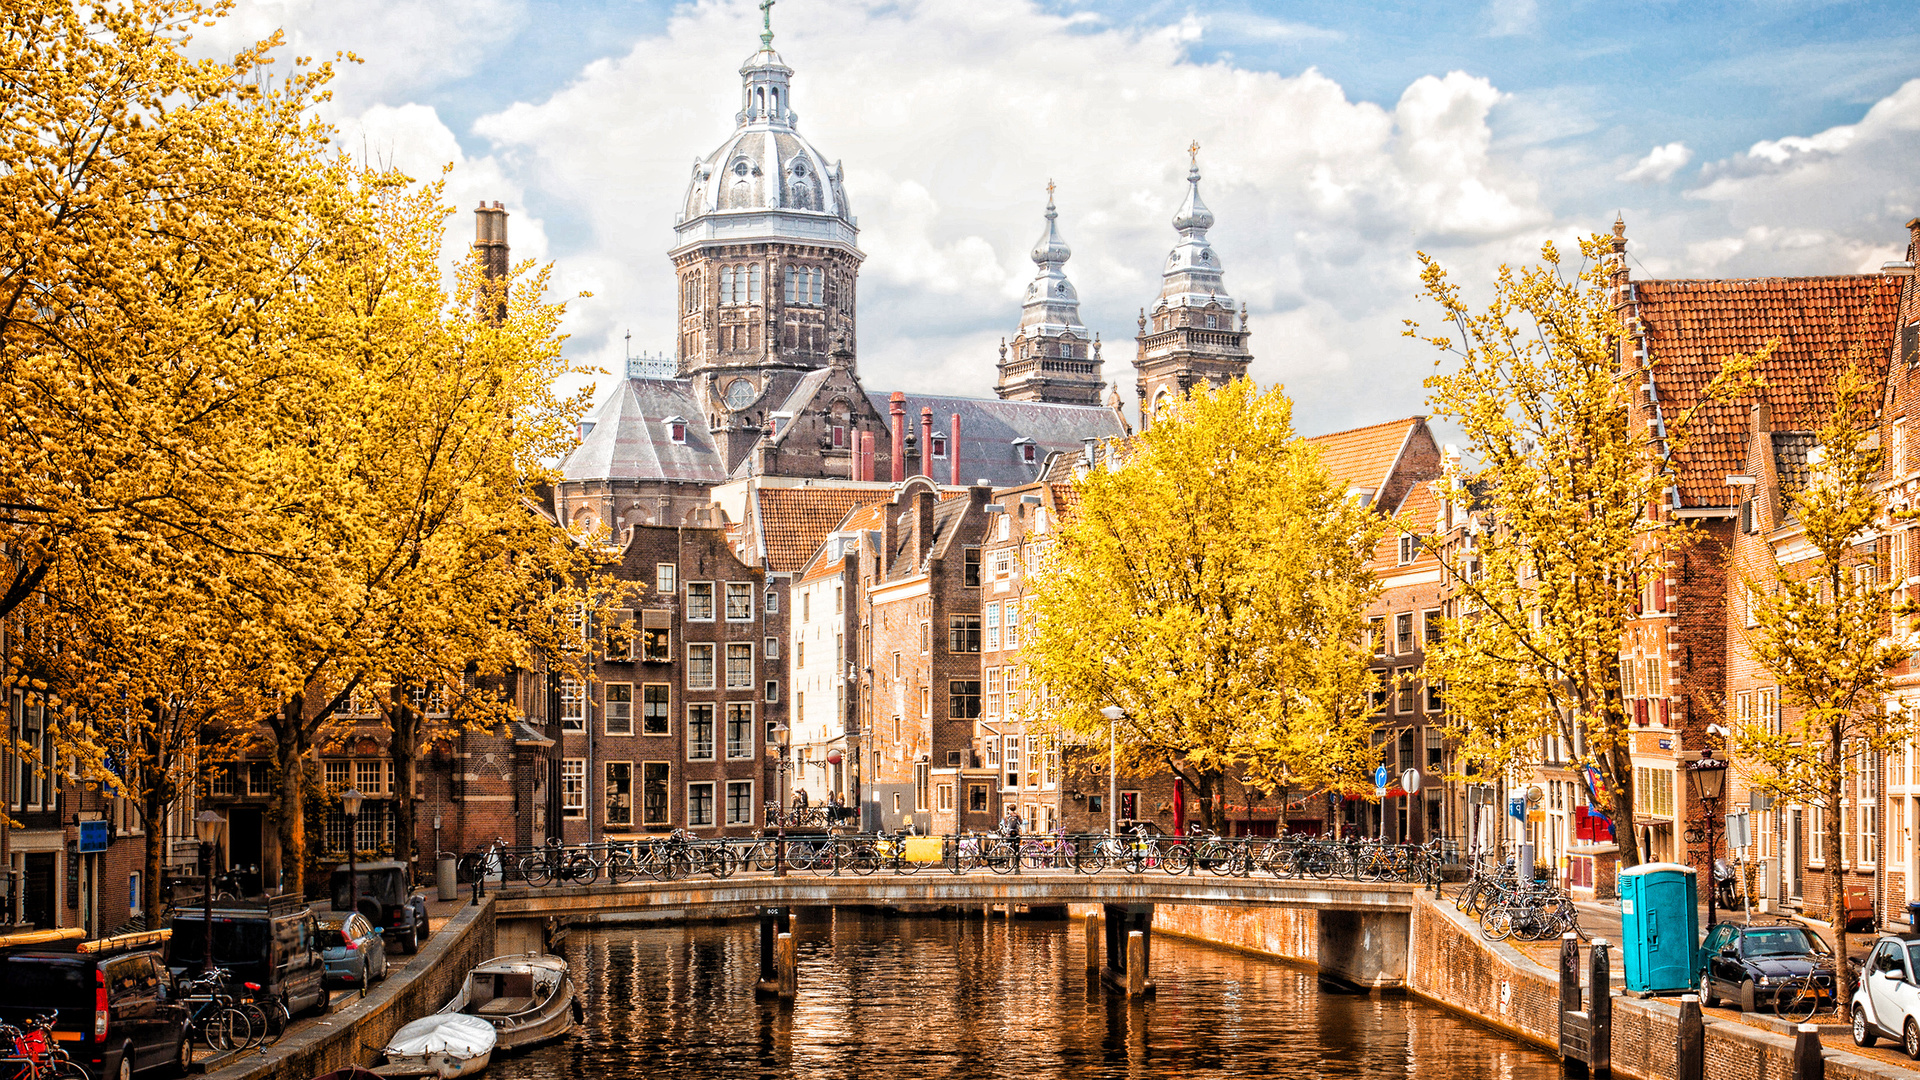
[1618,142,1692,184]
[1484,0,1538,38]
[469,0,1554,432]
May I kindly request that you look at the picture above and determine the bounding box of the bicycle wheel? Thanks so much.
[1779,980,1823,1024]
[569,855,600,886]
[519,855,553,888]
[238,1002,269,1048]
[844,841,881,876]
[200,1007,249,1052]
[986,841,1018,875]
[749,842,779,874]
[1481,907,1514,942]
[48,1060,88,1080]
[1162,845,1194,875]
[1076,848,1108,874]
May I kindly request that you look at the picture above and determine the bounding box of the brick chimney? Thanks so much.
[890,393,906,482]
[913,488,936,566]
[920,407,935,480]
[473,201,509,324]
[1752,400,1772,435]
[949,413,962,487]
[858,430,875,482]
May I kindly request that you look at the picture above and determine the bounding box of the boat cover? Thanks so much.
[386,1014,498,1058]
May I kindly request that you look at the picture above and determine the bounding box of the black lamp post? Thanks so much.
[1688,751,1729,930]
[342,788,364,917]
[193,810,227,974]
[768,727,789,878]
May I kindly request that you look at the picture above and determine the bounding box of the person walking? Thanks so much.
[829,790,846,825]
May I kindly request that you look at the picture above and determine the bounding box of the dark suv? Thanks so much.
[329,862,429,954]
[0,929,189,1080]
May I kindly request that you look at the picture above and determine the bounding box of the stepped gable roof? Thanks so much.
[1306,416,1424,496]
[753,486,889,573]
[561,379,728,485]
[869,391,1127,488]
[1633,275,1899,505]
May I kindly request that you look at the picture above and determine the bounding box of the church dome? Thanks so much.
[678,47,853,226]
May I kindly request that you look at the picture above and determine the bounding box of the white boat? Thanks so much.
[381,1013,497,1079]
[436,953,580,1052]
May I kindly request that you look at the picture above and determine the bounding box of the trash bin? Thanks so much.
[1618,861,1700,995]
[436,854,459,901]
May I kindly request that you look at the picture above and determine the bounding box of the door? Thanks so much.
[228,808,263,881]
[22,853,54,929]
[1867,941,1908,1031]
[1789,811,1804,901]
[1702,924,1735,992]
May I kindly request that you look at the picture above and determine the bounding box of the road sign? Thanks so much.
[1725,810,1752,850]
[1374,764,1389,790]
[77,820,108,853]
[1401,768,1421,795]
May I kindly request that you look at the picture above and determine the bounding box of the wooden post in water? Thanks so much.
[1085,915,1101,986]
[1676,995,1703,1080]
[776,932,797,1000]
[1793,1023,1824,1080]
[1126,931,1146,999]
[1590,938,1612,1077]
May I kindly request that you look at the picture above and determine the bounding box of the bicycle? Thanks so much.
[178,970,253,1052]
[233,979,290,1047]
[0,1012,87,1080]
[1772,970,1834,1023]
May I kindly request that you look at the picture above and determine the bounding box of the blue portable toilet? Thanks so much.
[1617,862,1700,994]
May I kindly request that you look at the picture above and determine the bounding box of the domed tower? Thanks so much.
[996,183,1105,406]
[1133,143,1252,427]
[672,9,862,471]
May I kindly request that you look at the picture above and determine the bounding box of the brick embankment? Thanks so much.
[206,899,498,1080]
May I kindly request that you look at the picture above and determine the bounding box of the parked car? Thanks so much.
[165,895,329,1019]
[1699,921,1834,1013]
[316,912,387,990]
[1852,933,1920,1057]
[0,927,190,1080]
[330,862,430,954]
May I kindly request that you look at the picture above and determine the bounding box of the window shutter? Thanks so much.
[1653,576,1667,613]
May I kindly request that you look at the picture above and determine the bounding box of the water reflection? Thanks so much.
[492,909,1560,1080]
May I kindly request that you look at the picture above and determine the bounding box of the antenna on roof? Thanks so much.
[624,329,631,361]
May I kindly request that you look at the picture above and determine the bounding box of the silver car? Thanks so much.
[317,911,388,990]
[1852,933,1920,1057]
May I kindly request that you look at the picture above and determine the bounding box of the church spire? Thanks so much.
[996,183,1103,406]
[1133,142,1252,427]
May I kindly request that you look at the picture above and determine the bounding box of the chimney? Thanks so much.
[890,392,906,482]
[1081,437,1098,466]
[858,430,875,482]
[1753,401,1772,435]
[949,413,962,487]
[914,488,936,565]
[473,201,509,324]
[920,407,935,480]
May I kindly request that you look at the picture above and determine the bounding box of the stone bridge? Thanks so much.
[489,873,1417,991]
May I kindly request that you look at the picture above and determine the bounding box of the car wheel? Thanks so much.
[117,1045,134,1080]
[1855,1006,1879,1047]
[1700,976,1720,1009]
[171,1034,192,1078]
[1905,1019,1920,1060]
[1737,982,1756,1013]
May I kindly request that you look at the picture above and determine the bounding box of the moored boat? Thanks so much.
[437,953,580,1051]
[381,1012,497,1078]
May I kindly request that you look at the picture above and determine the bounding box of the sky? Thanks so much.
[198,0,1920,438]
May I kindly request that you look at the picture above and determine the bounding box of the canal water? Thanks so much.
[490,910,1561,1079]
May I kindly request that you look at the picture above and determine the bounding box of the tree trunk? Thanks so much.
[389,700,419,882]
[272,693,309,897]
[1196,770,1225,835]
[1606,741,1641,868]
[142,782,168,926]
[1830,726,1854,1018]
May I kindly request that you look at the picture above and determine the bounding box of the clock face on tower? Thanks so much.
[724,378,757,410]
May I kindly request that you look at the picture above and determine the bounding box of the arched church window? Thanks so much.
[720,267,735,306]
[755,87,765,114]
[748,265,763,304]
[771,88,780,115]
[810,269,823,306]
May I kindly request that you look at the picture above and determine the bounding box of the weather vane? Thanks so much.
[759,0,775,49]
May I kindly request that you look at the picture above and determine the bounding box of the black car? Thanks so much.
[1700,921,1835,1012]
[329,862,430,954]
[0,928,190,1080]
[165,895,329,1018]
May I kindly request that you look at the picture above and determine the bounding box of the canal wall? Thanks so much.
[206,898,498,1080]
[1134,894,1910,1080]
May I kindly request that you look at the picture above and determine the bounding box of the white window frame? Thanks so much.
[725,642,754,689]
[687,643,716,690]
[726,702,755,760]
[687,581,716,622]
[561,759,586,818]
[725,582,754,621]
[605,683,634,736]
[725,780,755,826]
[656,563,677,594]
[687,704,716,762]
[688,781,717,828]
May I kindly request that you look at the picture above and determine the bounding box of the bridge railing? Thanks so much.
[477,832,1454,888]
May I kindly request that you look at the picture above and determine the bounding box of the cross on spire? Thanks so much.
[1188,139,1201,168]
[1046,178,1055,203]
[759,0,775,49]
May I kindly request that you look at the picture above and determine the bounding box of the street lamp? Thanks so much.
[768,726,789,878]
[1687,750,1729,930]
[341,788,364,920]
[1100,706,1125,836]
[193,810,227,974]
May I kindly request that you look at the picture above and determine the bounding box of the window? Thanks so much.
[687,705,716,761]
[561,760,586,818]
[920,620,930,654]
[642,684,670,735]
[657,563,677,593]
[1632,766,1675,818]
[950,614,981,653]
[726,781,755,825]
[1423,609,1443,645]
[970,785,989,812]
[606,683,633,735]
[1425,682,1444,713]
[766,680,779,703]
[670,421,686,443]
[1005,736,1021,789]
[985,603,1000,650]
[1370,669,1388,713]
[921,687,930,717]
[606,762,633,827]
[950,680,982,718]
[1398,535,1418,565]
[964,549,982,587]
[688,782,715,827]
[726,643,754,688]
[1758,687,1777,735]
[687,643,716,689]
[835,585,843,612]
[1005,667,1021,718]
[936,783,955,811]
[1368,616,1385,657]
[687,582,715,621]
[1119,791,1141,821]
[726,703,754,759]
[797,641,805,667]
[1395,668,1416,713]
[784,266,824,306]
[802,593,811,622]
[1004,603,1020,649]
[641,620,671,662]
[353,760,382,796]
[991,550,1013,585]
[725,582,754,620]
[985,668,1002,717]
[765,590,779,615]
[932,435,946,458]
[642,763,669,826]
[1395,613,1414,654]
[207,763,234,800]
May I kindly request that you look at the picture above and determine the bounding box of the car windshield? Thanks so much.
[1741,928,1826,957]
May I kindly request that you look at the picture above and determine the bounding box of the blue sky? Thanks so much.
[207,0,1920,437]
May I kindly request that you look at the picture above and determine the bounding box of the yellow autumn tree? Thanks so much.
[1733,363,1909,1012]
[1024,380,1386,834]
[1411,235,1758,868]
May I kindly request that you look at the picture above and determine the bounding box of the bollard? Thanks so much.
[1590,938,1611,1077]
[776,932,797,999]
[1676,995,1703,1080]
[1086,915,1101,985]
[1558,932,1581,1070]
[1793,1023,1823,1080]
[1126,931,1146,999]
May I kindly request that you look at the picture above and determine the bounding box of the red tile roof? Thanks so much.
[1635,275,1900,505]
[754,487,890,573]
[1308,417,1423,494]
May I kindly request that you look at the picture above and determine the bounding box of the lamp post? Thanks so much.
[193,810,227,974]
[768,726,789,878]
[341,788,364,918]
[1687,751,1729,930]
[1100,706,1125,836]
